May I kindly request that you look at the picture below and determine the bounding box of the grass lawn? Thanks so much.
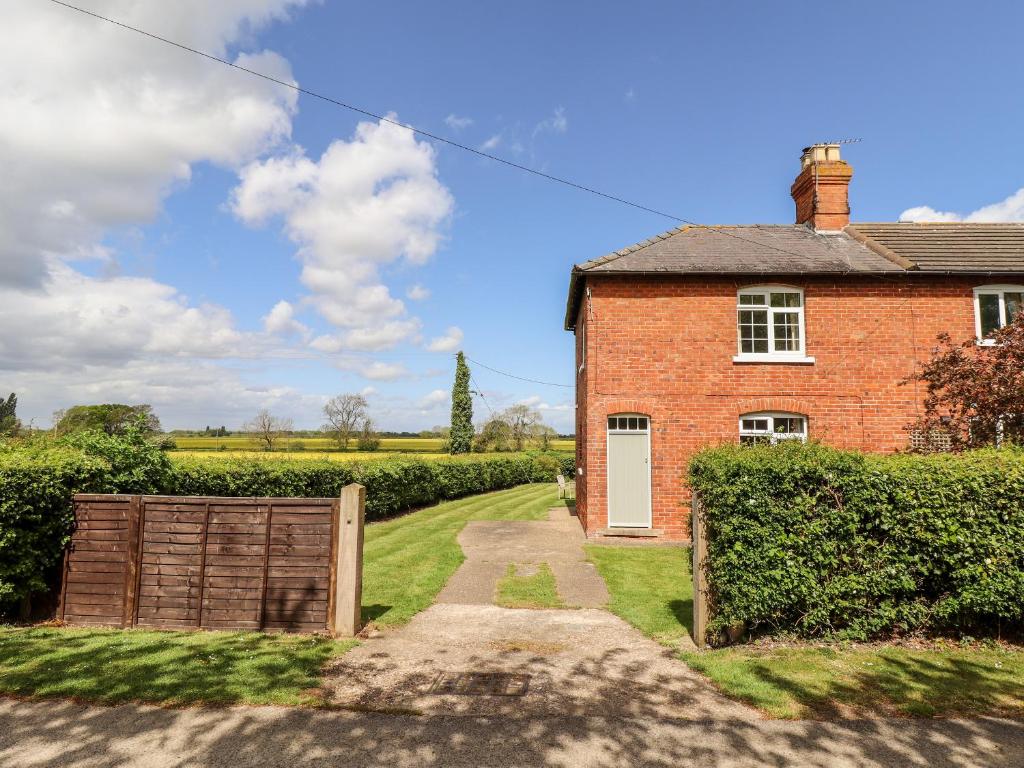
[0,626,354,707]
[495,563,564,609]
[586,544,1024,719]
[363,483,561,626]
[0,483,560,708]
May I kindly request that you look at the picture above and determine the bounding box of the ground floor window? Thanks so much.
[739,412,807,445]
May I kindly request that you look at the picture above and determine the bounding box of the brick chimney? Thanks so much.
[790,143,853,231]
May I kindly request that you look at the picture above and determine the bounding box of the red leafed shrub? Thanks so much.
[907,315,1024,451]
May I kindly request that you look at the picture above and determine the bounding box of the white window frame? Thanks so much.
[973,285,1024,345]
[734,285,814,364]
[738,412,808,445]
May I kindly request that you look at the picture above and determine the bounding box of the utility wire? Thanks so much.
[46,0,846,265]
[465,356,573,388]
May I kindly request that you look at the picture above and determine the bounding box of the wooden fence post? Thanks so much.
[691,491,708,649]
[331,483,365,637]
[122,495,143,628]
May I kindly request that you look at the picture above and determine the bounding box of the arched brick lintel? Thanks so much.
[733,398,815,418]
[602,400,658,418]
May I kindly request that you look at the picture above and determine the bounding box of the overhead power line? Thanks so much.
[46,0,843,265]
[465,356,573,389]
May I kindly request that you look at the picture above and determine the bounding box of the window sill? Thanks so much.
[732,354,815,365]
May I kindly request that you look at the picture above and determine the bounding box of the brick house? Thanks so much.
[564,144,1024,541]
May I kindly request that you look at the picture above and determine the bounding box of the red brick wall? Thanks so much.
[574,274,980,541]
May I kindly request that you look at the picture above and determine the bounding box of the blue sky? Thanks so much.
[4,0,1024,432]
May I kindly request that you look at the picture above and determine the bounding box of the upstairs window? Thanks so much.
[736,287,806,358]
[974,285,1024,343]
[739,412,808,445]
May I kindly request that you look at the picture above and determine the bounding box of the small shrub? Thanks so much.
[689,442,1024,641]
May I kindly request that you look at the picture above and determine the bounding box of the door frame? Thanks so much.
[605,413,653,528]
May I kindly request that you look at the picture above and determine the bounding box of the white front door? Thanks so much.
[606,414,651,528]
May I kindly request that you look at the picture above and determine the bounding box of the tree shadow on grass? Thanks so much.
[714,644,1024,720]
[0,627,337,707]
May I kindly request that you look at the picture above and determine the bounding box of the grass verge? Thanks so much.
[0,626,355,707]
[495,563,564,609]
[1,483,560,707]
[585,545,693,645]
[586,544,1024,719]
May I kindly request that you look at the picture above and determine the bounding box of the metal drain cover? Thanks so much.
[429,672,530,696]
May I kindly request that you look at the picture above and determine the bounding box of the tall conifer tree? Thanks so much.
[449,352,473,454]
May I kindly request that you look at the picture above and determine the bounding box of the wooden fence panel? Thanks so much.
[64,494,342,633]
[59,495,137,627]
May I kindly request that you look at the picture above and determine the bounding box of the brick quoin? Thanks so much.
[572,274,981,542]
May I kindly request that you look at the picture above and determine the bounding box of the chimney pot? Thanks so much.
[791,143,853,231]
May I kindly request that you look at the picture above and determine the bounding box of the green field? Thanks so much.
[171,436,574,454]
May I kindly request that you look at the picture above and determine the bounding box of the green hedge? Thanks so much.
[0,447,570,614]
[169,453,564,521]
[689,443,1024,641]
[0,449,110,610]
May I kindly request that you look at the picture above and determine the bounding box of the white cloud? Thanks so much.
[344,319,423,351]
[232,116,454,350]
[444,114,473,131]
[1,0,306,288]
[262,300,309,337]
[426,326,464,353]
[406,284,431,301]
[900,188,1024,223]
[624,88,636,103]
[518,394,571,413]
[534,107,568,137]
[360,361,412,381]
[418,389,449,409]
[480,134,503,151]
[0,0,312,420]
[0,263,250,373]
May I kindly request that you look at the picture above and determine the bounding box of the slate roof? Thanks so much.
[564,221,1024,329]
[575,224,902,275]
[845,223,1024,273]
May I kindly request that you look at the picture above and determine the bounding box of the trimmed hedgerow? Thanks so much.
[689,442,1024,641]
[168,453,561,520]
[0,448,109,610]
[0,445,569,616]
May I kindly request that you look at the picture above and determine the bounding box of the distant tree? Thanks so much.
[473,417,513,452]
[244,409,293,451]
[906,315,1024,451]
[356,418,381,451]
[449,352,474,454]
[529,423,558,451]
[55,404,161,436]
[322,394,368,450]
[0,393,20,437]
[500,404,542,452]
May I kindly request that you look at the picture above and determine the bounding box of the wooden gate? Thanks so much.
[58,494,344,633]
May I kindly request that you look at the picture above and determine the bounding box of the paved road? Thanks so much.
[2,698,1022,767]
